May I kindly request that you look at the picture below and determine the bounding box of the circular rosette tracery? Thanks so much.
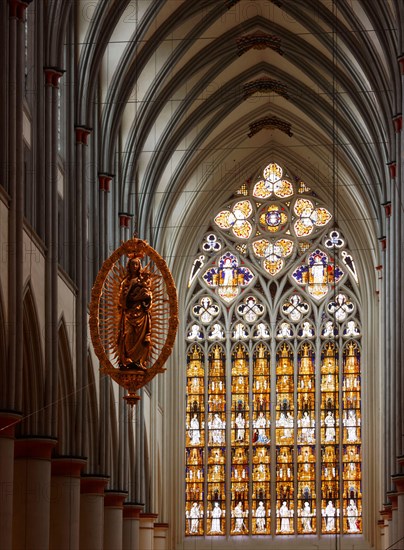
[214,199,253,239]
[252,238,294,276]
[89,238,179,405]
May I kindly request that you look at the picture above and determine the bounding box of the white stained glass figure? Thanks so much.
[346,499,360,532]
[210,502,222,534]
[233,322,248,340]
[280,412,294,439]
[209,413,226,444]
[253,412,270,443]
[208,323,225,340]
[299,411,315,443]
[322,321,335,338]
[300,321,314,338]
[344,410,358,442]
[233,502,246,532]
[253,322,270,339]
[324,411,336,442]
[344,320,360,337]
[301,501,313,532]
[187,324,203,340]
[189,414,201,445]
[188,502,202,534]
[323,501,336,531]
[235,412,246,442]
[255,501,266,532]
[277,322,293,339]
[279,501,292,532]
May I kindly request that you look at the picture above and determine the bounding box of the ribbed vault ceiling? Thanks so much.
[76,0,402,268]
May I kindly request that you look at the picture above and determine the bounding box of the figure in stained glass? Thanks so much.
[323,501,336,531]
[235,412,246,442]
[279,501,292,532]
[301,501,313,532]
[346,500,360,532]
[324,411,336,442]
[344,410,359,442]
[188,502,202,534]
[255,501,267,532]
[233,502,247,532]
[203,253,254,303]
[210,502,223,533]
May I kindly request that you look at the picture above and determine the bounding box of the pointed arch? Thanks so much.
[56,317,75,455]
[20,282,44,436]
[85,353,99,473]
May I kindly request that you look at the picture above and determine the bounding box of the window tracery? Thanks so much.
[185,162,362,537]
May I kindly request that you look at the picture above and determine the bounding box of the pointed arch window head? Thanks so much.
[185,160,362,538]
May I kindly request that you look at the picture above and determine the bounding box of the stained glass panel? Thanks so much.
[185,160,362,540]
[321,343,340,533]
[252,343,271,534]
[230,344,249,534]
[185,345,205,535]
[276,344,294,534]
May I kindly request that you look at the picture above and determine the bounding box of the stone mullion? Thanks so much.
[9,0,28,412]
[0,0,9,197]
[44,68,63,437]
[74,126,91,456]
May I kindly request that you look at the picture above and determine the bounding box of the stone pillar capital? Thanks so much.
[0,411,21,438]
[382,201,392,217]
[393,114,402,133]
[387,161,396,179]
[98,173,113,192]
[9,0,31,20]
[80,475,109,495]
[75,126,92,145]
[104,490,128,508]
[51,456,87,477]
[392,474,404,495]
[386,491,398,510]
[119,212,133,228]
[398,54,404,75]
[14,437,57,459]
[378,236,387,251]
[123,502,144,519]
[381,503,392,521]
[44,67,65,88]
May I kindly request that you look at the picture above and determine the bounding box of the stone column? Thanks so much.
[139,512,158,550]
[387,491,398,548]
[103,491,127,550]
[13,438,56,550]
[0,412,20,550]
[122,503,143,550]
[392,473,404,549]
[49,457,86,550]
[79,475,108,550]
[380,507,391,550]
[153,523,169,550]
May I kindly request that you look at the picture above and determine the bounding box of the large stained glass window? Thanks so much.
[185,162,362,538]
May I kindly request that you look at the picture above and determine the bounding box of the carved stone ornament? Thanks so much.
[89,238,179,406]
